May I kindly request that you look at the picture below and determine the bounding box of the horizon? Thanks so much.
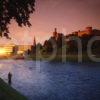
[0,26,100,45]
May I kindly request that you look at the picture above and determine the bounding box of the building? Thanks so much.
[0,44,31,56]
[12,45,18,55]
[73,26,93,37]
[16,45,31,54]
[53,28,58,38]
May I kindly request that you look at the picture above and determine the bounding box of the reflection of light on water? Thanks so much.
[0,60,100,100]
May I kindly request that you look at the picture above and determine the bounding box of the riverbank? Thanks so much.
[0,78,27,100]
[31,54,100,62]
[0,54,99,63]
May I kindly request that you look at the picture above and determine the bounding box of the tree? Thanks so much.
[43,40,53,53]
[56,33,64,48]
[0,0,35,38]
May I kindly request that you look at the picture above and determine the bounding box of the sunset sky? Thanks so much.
[1,0,100,44]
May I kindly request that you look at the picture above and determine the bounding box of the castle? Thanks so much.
[73,27,93,36]
[53,27,93,38]
[53,28,64,40]
[53,28,58,39]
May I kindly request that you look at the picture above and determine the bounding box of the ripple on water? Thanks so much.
[0,60,100,100]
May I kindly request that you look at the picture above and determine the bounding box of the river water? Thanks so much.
[0,60,100,100]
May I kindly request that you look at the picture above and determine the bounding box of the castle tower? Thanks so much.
[53,28,58,38]
[85,26,92,33]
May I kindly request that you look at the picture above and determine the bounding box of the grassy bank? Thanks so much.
[0,78,27,100]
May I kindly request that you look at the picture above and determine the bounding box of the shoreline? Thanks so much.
[0,78,27,100]
[0,54,100,63]
[30,54,100,63]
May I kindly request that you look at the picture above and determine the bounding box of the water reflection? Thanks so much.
[0,60,100,100]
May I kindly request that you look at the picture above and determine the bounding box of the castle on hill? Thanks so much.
[73,26,93,36]
[52,26,93,39]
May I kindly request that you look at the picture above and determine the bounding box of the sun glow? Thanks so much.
[0,48,6,55]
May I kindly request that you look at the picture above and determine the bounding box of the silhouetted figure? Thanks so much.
[8,72,12,85]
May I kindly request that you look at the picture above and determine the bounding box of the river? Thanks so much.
[0,60,100,100]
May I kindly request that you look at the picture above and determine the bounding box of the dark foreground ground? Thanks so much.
[0,78,27,100]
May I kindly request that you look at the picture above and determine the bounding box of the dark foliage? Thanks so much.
[30,28,100,55]
[43,40,53,53]
[0,0,35,38]
[67,29,100,54]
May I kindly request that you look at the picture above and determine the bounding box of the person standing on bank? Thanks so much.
[8,72,12,85]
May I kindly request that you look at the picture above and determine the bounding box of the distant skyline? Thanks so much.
[1,0,100,44]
